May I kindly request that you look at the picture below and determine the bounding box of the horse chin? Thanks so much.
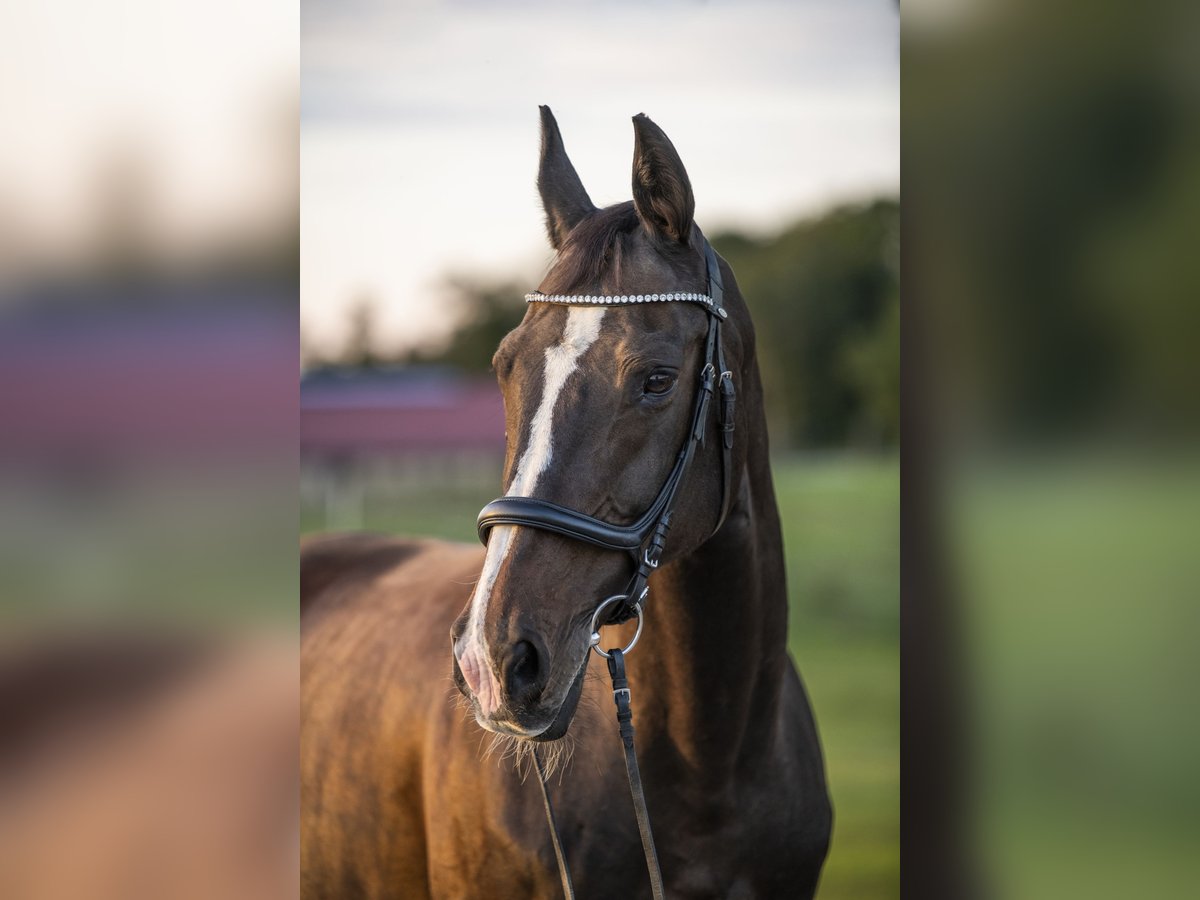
[529,660,588,743]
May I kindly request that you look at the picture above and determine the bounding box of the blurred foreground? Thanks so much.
[0,634,296,900]
[0,1,297,897]
[0,294,298,899]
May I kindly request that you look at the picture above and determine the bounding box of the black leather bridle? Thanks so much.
[475,238,737,627]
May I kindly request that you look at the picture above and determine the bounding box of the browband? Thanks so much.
[524,290,728,319]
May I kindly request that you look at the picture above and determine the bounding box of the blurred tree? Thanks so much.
[714,199,900,450]
[404,203,902,451]
[405,279,526,373]
[91,141,156,282]
[906,1,1194,440]
[842,291,900,447]
[342,294,385,368]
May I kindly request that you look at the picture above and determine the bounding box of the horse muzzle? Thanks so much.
[451,637,588,742]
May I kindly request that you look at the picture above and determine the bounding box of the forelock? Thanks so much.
[540,202,640,295]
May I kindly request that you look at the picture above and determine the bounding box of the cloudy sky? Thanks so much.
[302,0,899,356]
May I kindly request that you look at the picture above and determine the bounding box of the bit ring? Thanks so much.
[588,594,645,659]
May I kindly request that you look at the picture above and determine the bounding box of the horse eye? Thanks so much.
[642,371,677,396]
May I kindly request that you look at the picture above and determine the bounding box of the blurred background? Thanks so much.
[0,1,297,898]
[302,1,899,898]
[11,0,1194,896]
[906,0,1200,897]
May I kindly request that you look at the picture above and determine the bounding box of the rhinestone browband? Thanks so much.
[525,290,726,318]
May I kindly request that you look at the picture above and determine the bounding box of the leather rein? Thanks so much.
[474,238,737,899]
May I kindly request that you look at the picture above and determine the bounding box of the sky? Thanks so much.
[301,0,899,357]
[0,0,294,278]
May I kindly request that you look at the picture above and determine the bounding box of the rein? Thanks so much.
[475,239,736,898]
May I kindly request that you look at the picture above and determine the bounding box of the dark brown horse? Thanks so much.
[302,108,831,899]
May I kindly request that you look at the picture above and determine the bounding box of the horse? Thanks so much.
[301,107,832,899]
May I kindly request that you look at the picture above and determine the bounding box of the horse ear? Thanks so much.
[537,106,595,250]
[631,113,695,244]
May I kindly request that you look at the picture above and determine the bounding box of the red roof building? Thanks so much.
[300,367,505,459]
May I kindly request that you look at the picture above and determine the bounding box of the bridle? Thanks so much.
[473,237,737,900]
[476,237,737,628]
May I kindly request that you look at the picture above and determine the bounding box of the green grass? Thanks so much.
[950,458,1200,899]
[779,456,899,899]
[301,454,899,897]
[775,456,900,636]
[793,631,899,899]
[300,482,492,544]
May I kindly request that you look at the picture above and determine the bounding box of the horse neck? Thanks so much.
[625,364,789,779]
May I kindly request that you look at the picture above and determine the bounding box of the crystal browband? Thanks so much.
[525,290,727,318]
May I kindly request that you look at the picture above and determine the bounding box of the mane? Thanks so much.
[541,202,640,294]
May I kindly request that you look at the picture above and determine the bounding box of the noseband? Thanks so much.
[476,238,737,627]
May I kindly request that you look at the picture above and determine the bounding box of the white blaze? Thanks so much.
[458,306,605,717]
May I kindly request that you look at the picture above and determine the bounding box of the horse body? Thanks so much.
[302,109,830,898]
[302,533,827,897]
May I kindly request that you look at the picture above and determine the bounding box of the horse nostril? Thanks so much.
[505,639,544,706]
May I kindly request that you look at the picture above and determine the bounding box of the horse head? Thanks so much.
[451,107,751,742]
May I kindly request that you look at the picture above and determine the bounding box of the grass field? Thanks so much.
[776,457,899,899]
[301,454,899,897]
